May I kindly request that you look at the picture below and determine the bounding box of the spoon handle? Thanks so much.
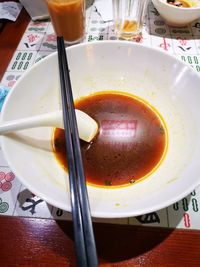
[0,110,98,142]
[0,111,62,133]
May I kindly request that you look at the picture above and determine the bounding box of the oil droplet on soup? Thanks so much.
[52,92,167,187]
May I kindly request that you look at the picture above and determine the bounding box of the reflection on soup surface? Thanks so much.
[52,92,168,187]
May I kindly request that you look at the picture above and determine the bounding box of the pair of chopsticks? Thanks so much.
[57,37,98,267]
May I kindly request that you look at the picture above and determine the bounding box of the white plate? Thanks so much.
[1,41,200,218]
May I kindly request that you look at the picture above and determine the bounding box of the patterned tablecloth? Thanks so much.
[0,0,200,229]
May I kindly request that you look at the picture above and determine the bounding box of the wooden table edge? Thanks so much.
[0,215,200,266]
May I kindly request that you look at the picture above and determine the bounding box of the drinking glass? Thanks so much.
[112,0,149,41]
[46,0,86,44]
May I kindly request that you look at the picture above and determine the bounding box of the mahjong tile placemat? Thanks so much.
[0,0,200,229]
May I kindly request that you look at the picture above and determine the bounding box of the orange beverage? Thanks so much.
[46,0,85,44]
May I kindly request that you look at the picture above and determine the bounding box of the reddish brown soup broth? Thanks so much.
[52,92,167,187]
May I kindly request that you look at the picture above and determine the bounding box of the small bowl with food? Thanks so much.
[152,0,200,26]
[1,41,200,218]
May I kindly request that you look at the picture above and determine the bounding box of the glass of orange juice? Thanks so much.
[45,0,85,44]
[112,0,149,41]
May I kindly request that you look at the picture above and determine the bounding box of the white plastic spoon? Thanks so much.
[0,110,98,142]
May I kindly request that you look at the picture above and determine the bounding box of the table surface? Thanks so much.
[1,4,200,267]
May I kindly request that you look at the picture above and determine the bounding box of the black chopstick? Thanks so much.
[57,36,98,267]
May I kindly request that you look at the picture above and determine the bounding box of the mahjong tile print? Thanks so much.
[6,51,37,72]
[0,0,200,230]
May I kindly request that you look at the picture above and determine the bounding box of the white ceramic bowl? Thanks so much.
[152,0,200,26]
[1,41,200,218]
